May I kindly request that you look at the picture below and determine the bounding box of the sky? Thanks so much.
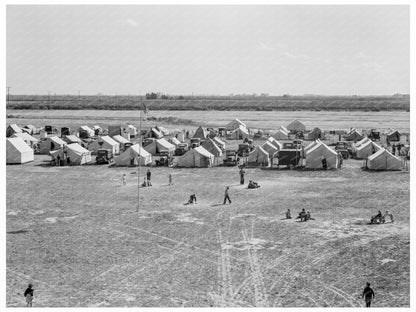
[6,5,410,96]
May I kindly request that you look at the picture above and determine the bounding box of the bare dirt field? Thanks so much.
[6,152,410,307]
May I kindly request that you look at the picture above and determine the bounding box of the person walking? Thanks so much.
[24,283,34,307]
[122,174,127,186]
[146,169,152,186]
[223,186,232,205]
[239,168,246,185]
[362,282,375,307]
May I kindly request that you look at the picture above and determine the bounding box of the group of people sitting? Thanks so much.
[370,210,394,224]
[247,180,260,189]
[285,208,314,222]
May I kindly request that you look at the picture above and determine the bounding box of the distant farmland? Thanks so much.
[6,95,410,111]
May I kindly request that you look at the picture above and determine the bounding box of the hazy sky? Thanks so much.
[6,5,409,95]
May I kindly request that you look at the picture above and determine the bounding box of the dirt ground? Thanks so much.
[6,153,410,307]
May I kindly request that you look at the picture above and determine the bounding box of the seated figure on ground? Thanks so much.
[286,209,291,219]
[188,194,197,204]
[383,210,394,223]
[248,180,260,189]
[297,209,307,222]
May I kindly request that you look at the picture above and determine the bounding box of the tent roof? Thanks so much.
[237,125,249,134]
[356,140,380,151]
[169,137,181,145]
[202,138,222,155]
[367,148,401,162]
[7,137,33,152]
[23,124,36,130]
[157,138,175,150]
[127,124,137,129]
[12,132,38,142]
[100,136,118,146]
[79,125,94,131]
[49,136,66,145]
[306,141,337,156]
[92,125,102,130]
[213,137,225,147]
[112,135,131,144]
[267,137,283,148]
[129,144,151,157]
[262,141,278,151]
[66,143,90,155]
[279,125,289,133]
[193,126,208,139]
[8,124,22,133]
[65,135,82,142]
[287,119,306,131]
[193,146,215,158]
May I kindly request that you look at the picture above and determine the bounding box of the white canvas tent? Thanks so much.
[114,144,152,166]
[226,118,247,131]
[262,141,278,158]
[287,120,306,132]
[6,137,34,164]
[304,141,338,169]
[11,132,38,148]
[112,135,131,151]
[78,125,95,138]
[88,136,120,155]
[50,143,92,165]
[228,125,250,140]
[175,146,214,168]
[356,140,381,159]
[201,138,222,157]
[272,129,289,140]
[213,137,226,150]
[63,135,83,145]
[6,124,22,137]
[266,137,283,150]
[39,136,66,154]
[367,148,402,171]
[168,137,181,147]
[247,145,270,167]
[22,124,37,135]
[144,138,175,155]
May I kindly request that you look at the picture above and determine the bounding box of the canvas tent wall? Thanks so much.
[114,144,152,166]
[50,143,92,165]
[39,136,66,154]
[201,138,222,157]
[88,136,120,155]
[367,148,402,171]
[11,132,38,148]
[63,135,83,146]
[6,124,22,137]
[226,118,247,131]
[262,141,278,158]
[355,140,381,159]
[344,128,364,142]
[193,126,208,140]
[228,125,250,140]
[168,137,182,147]
[6,137,34,164]
[144,138,175,155]
[213,137,226,150]
[175,146,214,168]
[386,130,400,142]
[272,129,289,140]
[78,126,95,138]
[112,135,131,151]
[266,137,283,150]
[287,120,306,132]
[149,128,163,139]
[304,141,338,169]
[247,145,270,167]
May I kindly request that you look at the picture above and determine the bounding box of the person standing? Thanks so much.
[146,169,152,186]
[239,168,246,185]
[168,173,173,186]
[24,283,34,307]
[392,144,396,155]
[223,186,232,205]
[122,174,127,186]
[362,282,375,307]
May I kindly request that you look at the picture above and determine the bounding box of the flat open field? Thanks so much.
[6,150,410,306]
[6,109,410,133]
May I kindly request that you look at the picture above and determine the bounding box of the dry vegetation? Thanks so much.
[7,94,410,111]
[6,153,409,307]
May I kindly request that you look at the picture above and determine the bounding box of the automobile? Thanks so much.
[237,143,251,157]
[368,129,380,141]
[44,125,58,135]
[223,149,238,166]
[334,141,351,159]
[175,143,189,156]
[190,138,201,147]
[96,149,113,164]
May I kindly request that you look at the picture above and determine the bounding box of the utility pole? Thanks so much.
[6,86,11,105]
[136,92,143,213]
